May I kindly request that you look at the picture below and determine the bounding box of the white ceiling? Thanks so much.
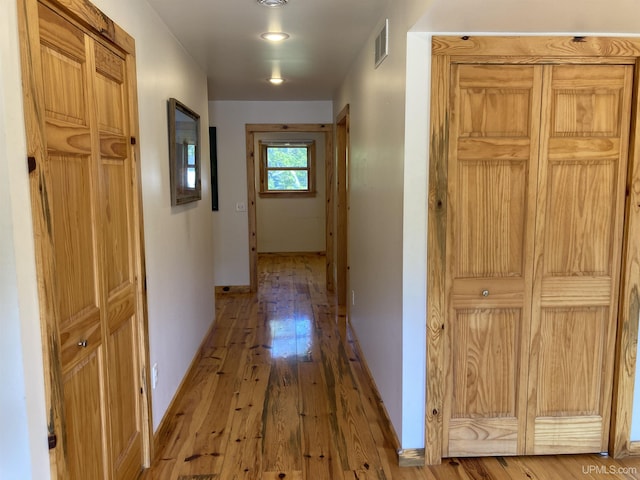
[145,0,389,101]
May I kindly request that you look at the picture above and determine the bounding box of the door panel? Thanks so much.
[63,350,106,480]
[527,64,633,454]
[544,161,615,275]
[455,160,527,278]
[94,35,142,480]
[108,316,141,479]
[536,307,606,416]
[48,154,98,322]
[39,5,109,473]
[451,308,520,418]
[445,64,541,456]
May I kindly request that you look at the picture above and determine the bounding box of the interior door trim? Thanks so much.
[335,105,350,307]
[426,35,640,465]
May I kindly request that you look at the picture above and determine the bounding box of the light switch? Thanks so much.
[236,202,247,212]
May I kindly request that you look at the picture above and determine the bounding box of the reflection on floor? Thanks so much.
[141,253,640,480]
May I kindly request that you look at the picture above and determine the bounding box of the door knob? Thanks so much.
[77,340,88,348]
[482,290,490,297]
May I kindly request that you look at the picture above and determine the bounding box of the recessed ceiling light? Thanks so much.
[257,0,288,7]
[261,32,290,42]
[268,77,285,85]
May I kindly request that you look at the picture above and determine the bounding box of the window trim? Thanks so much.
[258,140,316,197]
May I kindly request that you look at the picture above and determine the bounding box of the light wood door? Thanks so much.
[527,64,633,454]
[445,62,633,457]
[23,3,145,478]
[444,64,541,456]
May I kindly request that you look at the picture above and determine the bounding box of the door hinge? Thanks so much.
[130,136,137,145]
[27,156,36,173]
[48,433,57,450]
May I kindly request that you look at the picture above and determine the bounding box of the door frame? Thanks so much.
[335,105,350,306]
[426,35,640,465]
[17,0,152,475]
[245,123,334,292]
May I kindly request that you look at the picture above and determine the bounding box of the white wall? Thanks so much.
[1,3,214,477]
[208,101,333,286]
[90,0,215,431]
[256,132,326,253]
[333,0,432,448]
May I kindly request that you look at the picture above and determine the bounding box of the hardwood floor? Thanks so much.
[141,253,640,479]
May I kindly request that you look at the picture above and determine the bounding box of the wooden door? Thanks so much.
[336,105,350,306]
[526,64,633,454]
[444,64,541,456]
[19,1,147,478]
[444,62,633,457]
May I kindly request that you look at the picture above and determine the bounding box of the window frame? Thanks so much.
[258,140,316,197]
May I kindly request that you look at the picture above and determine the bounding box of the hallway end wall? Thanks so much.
[208,101,333,287]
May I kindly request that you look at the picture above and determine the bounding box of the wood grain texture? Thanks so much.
[41,0,135,53]
[141,254,640,479]
[432,36,640,58]
[426,53,449,466]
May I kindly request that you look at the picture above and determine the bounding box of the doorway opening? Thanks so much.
[245,124,334,293]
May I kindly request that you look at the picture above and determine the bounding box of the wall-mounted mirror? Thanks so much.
[168,98,201,206]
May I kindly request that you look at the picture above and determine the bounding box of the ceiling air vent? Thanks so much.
[375,19,389,68]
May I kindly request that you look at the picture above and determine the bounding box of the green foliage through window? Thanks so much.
[261,143,313,193]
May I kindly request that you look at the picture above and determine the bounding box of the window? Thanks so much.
[185,142,197,189]
[259,141,315,196]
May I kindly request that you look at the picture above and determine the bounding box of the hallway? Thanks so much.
[141,253,640,479]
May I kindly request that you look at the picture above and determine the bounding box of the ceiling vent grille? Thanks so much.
[375,19,389,68]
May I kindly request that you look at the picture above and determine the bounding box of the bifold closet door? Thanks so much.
[33,4,143,478]
[445,62,633,457]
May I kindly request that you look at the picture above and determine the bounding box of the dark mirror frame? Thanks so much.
[168,98,201,206]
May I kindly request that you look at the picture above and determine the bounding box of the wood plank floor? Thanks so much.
[141,253,640,479]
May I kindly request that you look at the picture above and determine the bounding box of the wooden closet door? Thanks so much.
[444,64,542,457]
[32,4,143,478]
[37,6,108,477]
[526,64,633,454]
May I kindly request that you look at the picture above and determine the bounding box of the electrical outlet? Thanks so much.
[152,363,158,389]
